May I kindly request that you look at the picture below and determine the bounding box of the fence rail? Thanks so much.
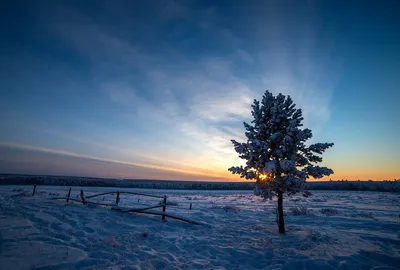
[44,185,203,225]
[85,191,164,199]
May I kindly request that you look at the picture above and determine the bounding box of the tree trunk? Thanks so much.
[277,190,285,234]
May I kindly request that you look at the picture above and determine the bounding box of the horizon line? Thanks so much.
[0,173,398,183]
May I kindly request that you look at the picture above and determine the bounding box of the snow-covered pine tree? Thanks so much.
[228,90,334,233]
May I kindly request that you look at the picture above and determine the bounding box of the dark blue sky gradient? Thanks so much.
[1,0,399,180]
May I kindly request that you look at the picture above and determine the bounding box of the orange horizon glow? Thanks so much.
[0,142,398,182]
[224,174,398,182]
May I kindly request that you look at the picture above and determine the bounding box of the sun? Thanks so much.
[258,173,274,182]
[259,174,268,180]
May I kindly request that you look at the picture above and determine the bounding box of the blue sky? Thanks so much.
[0,0,399,180]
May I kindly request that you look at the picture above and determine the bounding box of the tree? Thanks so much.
[228,90,334,233]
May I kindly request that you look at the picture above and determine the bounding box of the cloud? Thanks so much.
[200,57,233,79]
[193,83,253,122]
[235,49,255,64]
[35,129,234,178]
[250,2,342,134]
[0,144,231,180]
[101,82,139,106]
[0,142,232,180]
[29,1,340,179]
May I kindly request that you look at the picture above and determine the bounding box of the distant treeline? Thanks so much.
[0,174,399,192]
[306,179,400,192]
[0,174,254,190]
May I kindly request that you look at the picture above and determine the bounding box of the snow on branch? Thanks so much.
[305,165,334,179]
[229,90,334,196]
[309,143,334,154]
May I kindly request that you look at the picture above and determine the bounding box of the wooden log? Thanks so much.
[162,196,167,221]
[111,204,164,212]
[66,188,71,202]
[51,197,82,203]
[85,201,114,207]
[85,191,164,199]
[32,184,36,196]
[121,209,204,225]
[116,191,120,205]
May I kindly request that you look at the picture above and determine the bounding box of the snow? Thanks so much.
[1,185,399,269]
[279,159,295,173]
[264,160,277,174]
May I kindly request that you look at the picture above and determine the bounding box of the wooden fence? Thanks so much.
[34,185,203,225]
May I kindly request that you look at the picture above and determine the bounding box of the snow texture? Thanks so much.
[0,185,399,269]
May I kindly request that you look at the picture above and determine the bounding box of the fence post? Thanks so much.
[32,184,36,196]
[190,203,192,210]
[162,196,167,221]
[66,187,71,202]
[116,191,120,205]
[80,190,86,204]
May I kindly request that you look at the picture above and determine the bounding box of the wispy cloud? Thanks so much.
[9,1,340,180]
[0,142,231,180]
[251,1,342,133]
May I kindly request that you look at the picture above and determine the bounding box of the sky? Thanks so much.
[0,0,399,181]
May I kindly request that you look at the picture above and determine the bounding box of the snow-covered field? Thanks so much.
[0,186,399,270]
